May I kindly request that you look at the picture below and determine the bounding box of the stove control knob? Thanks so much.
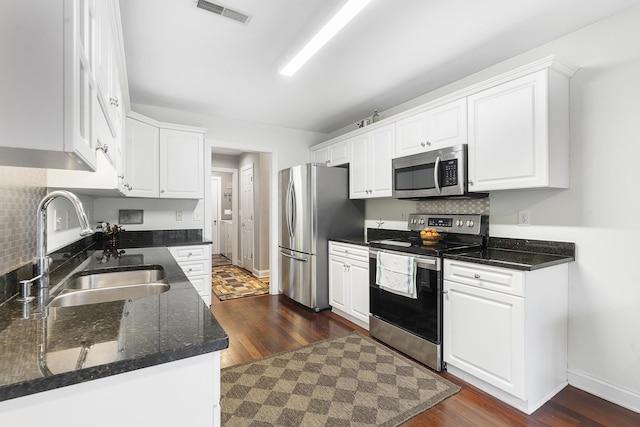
[457,220,464,227]
[419,219,425,225]
[411,219,417,225]
[467,220,475,227]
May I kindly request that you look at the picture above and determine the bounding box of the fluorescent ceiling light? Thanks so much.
[279,0,373,76]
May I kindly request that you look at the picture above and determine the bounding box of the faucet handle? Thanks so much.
[17,274,42,302]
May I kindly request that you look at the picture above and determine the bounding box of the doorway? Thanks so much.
[211,176,221,255]
[241,163,254,272]
[205,143,275,294]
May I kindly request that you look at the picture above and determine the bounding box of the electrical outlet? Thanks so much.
[176,211,183,221]
[518,210,531,226]
[193,210,201,221]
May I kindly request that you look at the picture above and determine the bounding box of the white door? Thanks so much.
[210,176,221,255]
[241,164,254,272]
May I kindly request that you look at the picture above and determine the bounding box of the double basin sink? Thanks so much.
[47,265,170,308]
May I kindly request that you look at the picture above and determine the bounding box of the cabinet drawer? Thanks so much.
[177,260,210,278]
[444,259,524,297]
[169,245,209,262]
[187,275,208,295]
[329,242,369,261]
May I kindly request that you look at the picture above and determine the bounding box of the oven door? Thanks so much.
[369,251,442,344]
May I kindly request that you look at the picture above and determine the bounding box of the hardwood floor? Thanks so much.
[210,295,640,426]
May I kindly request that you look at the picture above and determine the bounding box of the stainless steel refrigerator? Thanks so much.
[279,164,364,311]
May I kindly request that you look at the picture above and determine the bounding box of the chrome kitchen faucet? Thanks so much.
[36,190,94,291]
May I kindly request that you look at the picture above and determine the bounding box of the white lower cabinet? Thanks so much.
[169,245,212,305]
[443,259,569,414]
[328,242,369,329]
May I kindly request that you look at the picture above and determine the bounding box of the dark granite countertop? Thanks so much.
[444,237,575,271]
[330,236,369,247]
[0,247,228,402]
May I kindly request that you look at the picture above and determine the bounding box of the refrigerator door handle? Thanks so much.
[280,250,308,262]
[285,179,294,238]
[290,180,297,238]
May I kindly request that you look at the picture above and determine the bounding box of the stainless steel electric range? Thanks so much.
[369,213,488,371]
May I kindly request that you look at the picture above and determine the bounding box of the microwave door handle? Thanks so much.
[434,156,442,194]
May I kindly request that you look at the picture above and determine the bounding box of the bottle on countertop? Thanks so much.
[372,109,380,123]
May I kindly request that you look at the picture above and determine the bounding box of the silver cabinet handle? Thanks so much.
[442,290,448,295]
[474,274,481,279]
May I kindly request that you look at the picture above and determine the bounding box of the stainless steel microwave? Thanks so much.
[392,144,480,199]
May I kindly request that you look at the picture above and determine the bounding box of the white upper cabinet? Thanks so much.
[312,56,574,194]
[467,68,571,191]
[125,117,160,197]
[124,114,205,199]
[94,0,123,155]
[395,98,467,158]
[349,124,395,199]
[159,129,204,199]
[0,0,98,170]
[311,140,349,167]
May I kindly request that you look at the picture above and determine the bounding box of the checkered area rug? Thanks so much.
[211,265,270,301]
[220,332,460,426]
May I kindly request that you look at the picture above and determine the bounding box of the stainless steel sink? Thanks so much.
[48,266,170,308]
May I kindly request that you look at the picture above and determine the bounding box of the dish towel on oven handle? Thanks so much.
[376,251,417,299]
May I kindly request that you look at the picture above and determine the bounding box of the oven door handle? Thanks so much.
[434,156,442,194]
[415,258,437,269]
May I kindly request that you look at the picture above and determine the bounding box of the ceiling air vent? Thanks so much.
[196,0,251,25]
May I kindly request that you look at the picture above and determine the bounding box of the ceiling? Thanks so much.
[119,0,640,135]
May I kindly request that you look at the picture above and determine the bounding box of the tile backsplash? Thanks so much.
[416,197,490,215]
[0,166,47,275]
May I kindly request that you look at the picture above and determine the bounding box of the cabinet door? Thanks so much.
[443,279,525,399]
[125,118,159,197]
[395,112,428,158]
[159,129,204,199]
[328,255,348,312]
[395,99,467,158]
[425,98,467,149]
[368,124,395,197]
[467,71,548,191]
[348,134,370,199]
[328,140,349,166]
[348,259,370,325]
[311,147,330,165]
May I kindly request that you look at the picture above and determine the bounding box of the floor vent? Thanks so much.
[196,0,251,25]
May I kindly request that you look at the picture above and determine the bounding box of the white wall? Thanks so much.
[92,197,203,232]
[47,194,95,252]
[327,6,640,412]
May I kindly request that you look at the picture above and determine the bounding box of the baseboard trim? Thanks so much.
[568,368,640,413]
[252,268,269,279]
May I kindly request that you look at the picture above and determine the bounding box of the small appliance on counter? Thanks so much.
[279,164,364,311]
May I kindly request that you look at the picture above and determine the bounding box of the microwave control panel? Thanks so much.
[442,159,458,187]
